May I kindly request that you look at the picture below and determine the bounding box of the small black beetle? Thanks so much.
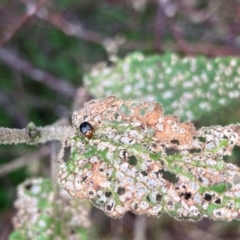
[79,122,93,138]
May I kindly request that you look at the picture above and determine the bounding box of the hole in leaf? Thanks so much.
[151,142,157,148]
[189,148,201,153]
[140,171,147,176]
[119,149,128,159]
[215,199,221,204]
[147,128,155,137]
[117,187,125,195]
[81,176,88,182]
[106,59,115,67]
[224,145,240,167]
[83,115,88,120]
[167,200,173,207]
[25,183,32,190]
[62,147,71,162]
[181,192,192,200]
[170,139,180,145]
[113,112,120,119]
[119,104,131,116]
[165,147,179,155]
[203,193,213,201]
[128,155,138,165]
[106,204,113,212]
[140,108,147,116]
[158,170,178,183]
[89,190,94,196]
[105,192,112,197]
[198,137,206,143]
[156,194,162,202]
[134,204,138,210]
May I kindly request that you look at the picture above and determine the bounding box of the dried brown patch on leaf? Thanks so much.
[154,116,195,146]
[90,162,109,189]
[137,102,163,126]
[72,96,196,148]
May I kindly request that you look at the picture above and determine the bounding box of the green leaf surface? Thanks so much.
[84,52,240,121]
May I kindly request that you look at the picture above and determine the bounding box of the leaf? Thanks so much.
[58,97,240,221]
[84,52,240,121]
[10,178,92,240]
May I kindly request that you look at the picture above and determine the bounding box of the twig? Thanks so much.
[0,48,76,98]
[133,215,147,240]
[0,125,74,145]
[0,146,50,176]
[178,222,221,240]
[0,0,48,47]
[72,87,92,112]
[165,14,194,54]
[0,211,14,240]
[36,8,105,45]
[154,3,166,52]
[36,8,125,56]
[164,41,240,57]
[50,141,61,192]
[156,0,195,55]
[167,19,196,55]
[0,117,70,176]
[21,2,152,54]
[179,0,223,23]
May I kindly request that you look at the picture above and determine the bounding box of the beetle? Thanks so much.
[79,122,93,139]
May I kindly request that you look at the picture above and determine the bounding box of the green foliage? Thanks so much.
[84,52,240,121]
[9,178,92,240]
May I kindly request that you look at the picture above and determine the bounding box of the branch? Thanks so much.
[157,0,195,55]
[154,2,166,52]
[0,48,76,98]
[0,124,74,145]
[179,0,223,24]
[0,117,70,176]
[161,40,240,57]
[0,0,48,47]
[36,8,106,45]
[0,146,50,176]
[36,8,125,56]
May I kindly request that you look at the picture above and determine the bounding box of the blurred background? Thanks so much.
[1,0,240,239]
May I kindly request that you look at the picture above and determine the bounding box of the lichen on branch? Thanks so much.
[58,96,240,221]
[0,124,74,145]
